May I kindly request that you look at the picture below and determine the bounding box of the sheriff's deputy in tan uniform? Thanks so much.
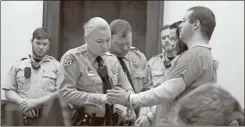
[109,19,154,126]
[2,28,60,126]
[148,25,178,87]
[57,17,135,126]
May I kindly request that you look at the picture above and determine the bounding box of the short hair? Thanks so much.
[170,21,188,55]
[110,19,132,37]
[188,6,216,40]
[170,21,182,30]
[160,25,170,32]
[31,27,50,42]
[84,17,110,38]
[177,83,244,126]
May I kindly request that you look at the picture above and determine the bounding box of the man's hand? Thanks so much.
[23,109,37,118]
[123,108,136,121]
[115,105,136,123]
[106,87,129,105]
[20,99,40,113]
[134,114,151,126]
[100,94,112,105]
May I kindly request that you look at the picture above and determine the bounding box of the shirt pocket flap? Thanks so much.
[43,71,56,79]
[132,71,146,78]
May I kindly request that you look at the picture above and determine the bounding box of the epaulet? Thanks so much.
[157,53,164,58]
[20,57,28,61]
[64,45,86,56]
[129,46,138,50]
[129,46,144,55]
[77,44,87,54]
[105,52,113,56]
[47,56,59,62]
[48,56,55,60]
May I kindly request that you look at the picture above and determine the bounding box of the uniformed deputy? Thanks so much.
[148,25,177,87]
[57,17,135,126]
[109,19,153,126]
[2,28,60,126]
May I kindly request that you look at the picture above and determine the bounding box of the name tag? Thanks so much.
[87,67,95,76]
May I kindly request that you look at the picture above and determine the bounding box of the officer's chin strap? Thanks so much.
[28,55,41,70]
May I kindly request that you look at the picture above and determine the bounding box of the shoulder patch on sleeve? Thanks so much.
[130,46,138,50]
[48,55,56,60]
[63,55,73,67]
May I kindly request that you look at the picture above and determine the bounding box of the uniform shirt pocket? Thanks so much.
[132,70,146,92]
[78,68,103,93]
[42,71,56,92]
[132,70,146,79]
[16,69,30,91]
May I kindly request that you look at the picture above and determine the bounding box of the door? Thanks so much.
[43,1,164,60]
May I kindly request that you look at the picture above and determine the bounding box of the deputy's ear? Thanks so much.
[229,120,239,126]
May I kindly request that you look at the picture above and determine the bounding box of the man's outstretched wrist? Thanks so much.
[124,94,130,107]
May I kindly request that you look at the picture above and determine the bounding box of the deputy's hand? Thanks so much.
[23,109,37,118]
[134,114,151,126]
[106,87,129,105]
[100,94,112,105]
[20,99,40,113]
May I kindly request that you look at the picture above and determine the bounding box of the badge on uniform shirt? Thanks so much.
[87,67,95,76]
[63,55,73,67]
[133,61,139,68]
[24,67,31,78]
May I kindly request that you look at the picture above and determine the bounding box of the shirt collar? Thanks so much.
[29,54,50,62]
[123,53,129,61]
[85,44,100,63]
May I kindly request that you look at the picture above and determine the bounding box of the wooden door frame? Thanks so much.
[145,1,164,59]
[42,1,164,60]
[42,1,61,60]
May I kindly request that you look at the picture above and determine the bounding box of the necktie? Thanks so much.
[117,57,135,92]
[117,57,140,119]
[96,56,116,126]
[96,56,104,68]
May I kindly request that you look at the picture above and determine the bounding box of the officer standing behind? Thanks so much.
[148,25,179,87]
[109,19,154,126]
[2,28,60,126]
[57,17,135,126]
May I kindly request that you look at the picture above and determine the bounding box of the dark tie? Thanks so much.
[96,56,104,68]
[117,57,140,118]
[96,56,117,126]
[117,57,135,92]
